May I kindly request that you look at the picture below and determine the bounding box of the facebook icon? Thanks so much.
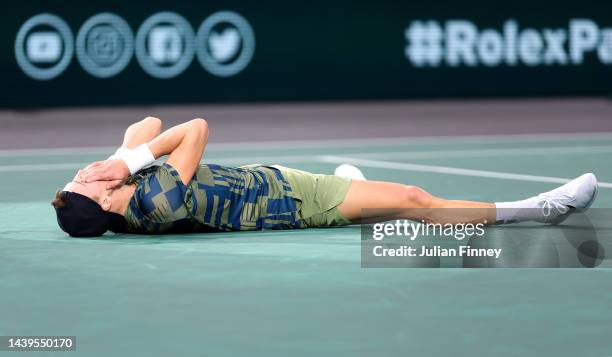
[149,26,182,64]
[135,12,195,78]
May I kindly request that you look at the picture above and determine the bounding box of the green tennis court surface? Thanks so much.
[1,133,612,356]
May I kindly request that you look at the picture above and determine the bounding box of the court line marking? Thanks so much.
[3,143,612,171]
[0,163,88,172]
[210,132,612,151]
[4,152,612,190]
[346,145,612,160]
[2,144,612,174]
[1,132,611,157]
[0,156,317,172]
[319,155,612,188]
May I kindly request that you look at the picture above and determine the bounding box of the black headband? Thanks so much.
[54,191,127,237]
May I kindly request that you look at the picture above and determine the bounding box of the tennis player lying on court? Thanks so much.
[52,117,598,237]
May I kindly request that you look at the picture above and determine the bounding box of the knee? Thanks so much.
[399,185,434,209]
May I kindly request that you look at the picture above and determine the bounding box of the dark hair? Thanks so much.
[51,190,68,209]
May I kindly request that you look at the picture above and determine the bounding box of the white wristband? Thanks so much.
[121,144,155,174]
[107,147,131,160]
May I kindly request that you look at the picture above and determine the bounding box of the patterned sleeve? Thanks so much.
[124,164,192,233]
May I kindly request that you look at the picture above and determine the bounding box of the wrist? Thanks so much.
[121,143,155,174]
[108,147,131,160]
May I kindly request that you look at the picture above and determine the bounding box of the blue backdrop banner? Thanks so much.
[2,0,611,106]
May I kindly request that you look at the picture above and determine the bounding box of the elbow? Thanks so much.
[191,118,208,133]
[191,118,209,138]
[143,116,162,129]
[141,116,162,135]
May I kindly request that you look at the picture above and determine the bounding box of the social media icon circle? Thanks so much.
[76,13,134,78]
[14,13,74,80]
[196,11,255,77]
[135,12,195,79]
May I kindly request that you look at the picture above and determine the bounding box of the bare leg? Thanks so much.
[337,180,496,225]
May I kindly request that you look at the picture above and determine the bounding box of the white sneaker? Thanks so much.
[536,173,598,223]
[334,164,366,180]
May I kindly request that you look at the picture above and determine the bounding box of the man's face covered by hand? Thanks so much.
[62,169,114,210]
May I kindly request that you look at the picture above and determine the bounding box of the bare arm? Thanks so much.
[75,117,163,187]
[120,116,163,149]
[148,118,209,184]
[82,118,209,186]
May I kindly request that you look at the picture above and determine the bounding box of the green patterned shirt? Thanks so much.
[123,163,304,234]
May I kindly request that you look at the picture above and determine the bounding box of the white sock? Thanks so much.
[495,197,545,224]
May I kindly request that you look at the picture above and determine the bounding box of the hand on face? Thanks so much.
[78,159,130,190]
[64,160,129,211]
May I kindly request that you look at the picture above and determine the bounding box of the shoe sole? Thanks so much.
[577,174,598,213]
